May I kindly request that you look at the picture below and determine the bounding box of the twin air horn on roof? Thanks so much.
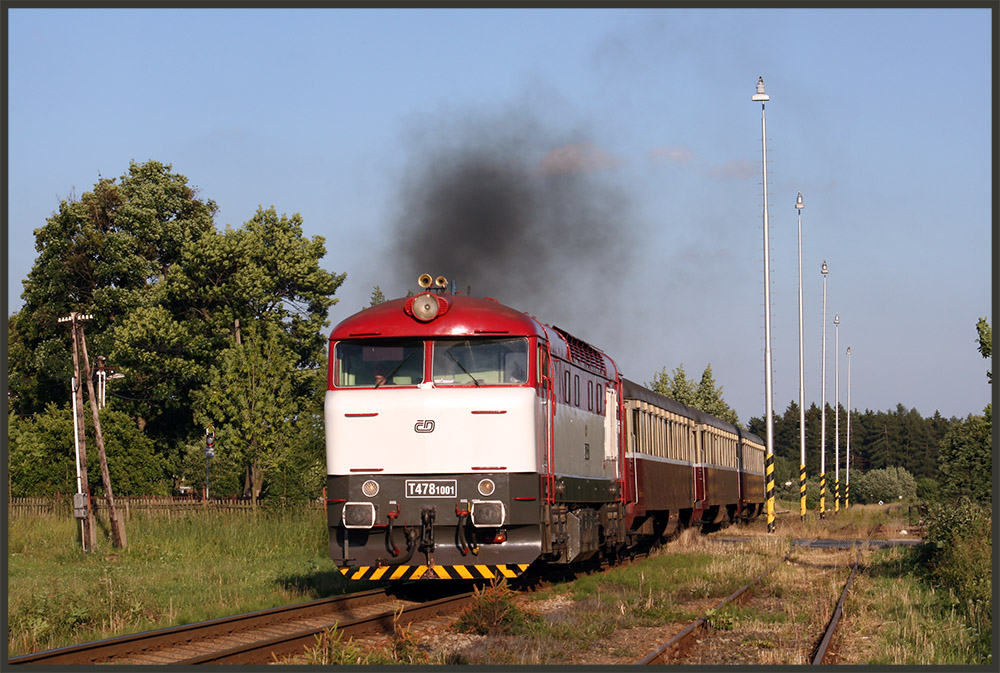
[407,274,451,322]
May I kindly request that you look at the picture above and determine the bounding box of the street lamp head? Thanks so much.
[847,346,851,355]
[752,76,770,102]
[821,260,828,275]
[834,314,840,325]
[795,191,804,210]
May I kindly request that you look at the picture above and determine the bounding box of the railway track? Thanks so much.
[635,525,883,665]
[9,587,474,666]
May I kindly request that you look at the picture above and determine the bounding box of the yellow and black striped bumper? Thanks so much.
[339,563,531,581]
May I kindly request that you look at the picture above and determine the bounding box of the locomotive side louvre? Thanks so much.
[538,325,627,564]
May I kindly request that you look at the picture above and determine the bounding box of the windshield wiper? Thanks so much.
[376,353,414,389]
[446,350,480,387]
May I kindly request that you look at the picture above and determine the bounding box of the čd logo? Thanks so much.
[414,420,436,433]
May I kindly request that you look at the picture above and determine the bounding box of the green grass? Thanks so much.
[7,508,372,656]
[851,544,992,666]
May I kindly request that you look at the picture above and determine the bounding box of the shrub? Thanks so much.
[452,579,544,636]
[852,466,917,505]
[923,499,992,613]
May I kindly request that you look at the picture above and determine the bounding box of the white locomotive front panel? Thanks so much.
[325,386,541,475]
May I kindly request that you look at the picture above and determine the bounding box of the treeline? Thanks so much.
[748,401,954,483]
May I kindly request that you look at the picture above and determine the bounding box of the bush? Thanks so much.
[923,499,992,611]
[9,404,170,496]
[452,579,544,636]
[916,477,940,503]
[851,466,917,505]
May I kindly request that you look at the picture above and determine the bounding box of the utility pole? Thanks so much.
[59,312,97,552]
[77,322,127,549]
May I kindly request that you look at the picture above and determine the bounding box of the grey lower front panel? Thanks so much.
[327,472,542,568]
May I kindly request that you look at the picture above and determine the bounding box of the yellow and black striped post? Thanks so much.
[834,479,840,514]
[844,482,849,509]
[818,472,826,519]
[799,463,807,520]
[765,453,775,532]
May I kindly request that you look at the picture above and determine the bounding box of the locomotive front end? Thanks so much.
[324,279,548,580]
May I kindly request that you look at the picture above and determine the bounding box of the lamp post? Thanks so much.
[846,346,852,508]
[819,261,829,519]
[796,192,806,521]
[753,76,776,533]
[834,314,840,514]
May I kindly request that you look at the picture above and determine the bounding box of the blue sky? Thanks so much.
[5,7,993,424]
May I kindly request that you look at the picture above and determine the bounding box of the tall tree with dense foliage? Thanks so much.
[647,364,695,406]
[648,363,738,425]
[693,364,739,425]
[8,161,345,497]
[8,161,217,417]
[937,409,991,506]
[976,316,991,383]
[192,322,304,500]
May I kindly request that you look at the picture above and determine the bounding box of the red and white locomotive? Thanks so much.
[325,276,765,581]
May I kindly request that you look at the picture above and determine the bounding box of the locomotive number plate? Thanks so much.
[405,479,457,498]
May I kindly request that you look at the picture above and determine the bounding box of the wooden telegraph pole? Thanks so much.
[59,312,97,552]
[77,321,127,549]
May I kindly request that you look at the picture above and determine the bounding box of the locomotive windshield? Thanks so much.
[335,338,424,387]
[432,337,528,386]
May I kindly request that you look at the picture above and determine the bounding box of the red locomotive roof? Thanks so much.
[329,294,548,341]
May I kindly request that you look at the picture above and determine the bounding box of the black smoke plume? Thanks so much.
[385,109,634,341]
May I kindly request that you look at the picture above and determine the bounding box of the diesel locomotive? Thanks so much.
[325,275,765,581]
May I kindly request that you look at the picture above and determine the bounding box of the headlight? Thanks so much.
[470,500,505,527]
[361,480,380,497]
[477,479,495,497]
[343,502,376,529]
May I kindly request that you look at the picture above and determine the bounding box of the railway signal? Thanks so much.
[58,312,127,550]
[58,313,96,552]
[205,427,216,499]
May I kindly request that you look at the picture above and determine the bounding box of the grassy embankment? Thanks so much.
[7,506,366,657]
[9,502,991,666]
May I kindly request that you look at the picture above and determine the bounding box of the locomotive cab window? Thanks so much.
[335,339,425,387]
[432,337,528,386]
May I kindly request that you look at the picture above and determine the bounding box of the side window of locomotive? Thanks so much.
[574,375,580,407]
[537,345,550,383]
[334,339,425,387]
[588,381,594,411]
[563,370,571,402]
[432,337,528,386]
